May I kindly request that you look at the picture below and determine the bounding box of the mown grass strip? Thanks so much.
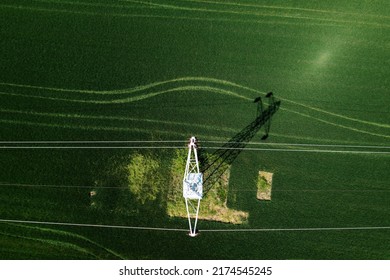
[0,108,238,134]
[0,85,251,103]
[122,0,390,28]
[1,222,125,259]
[2,76,388,129]
[179,0,390,21]
[3,1,388,29]
[0,230,98,259]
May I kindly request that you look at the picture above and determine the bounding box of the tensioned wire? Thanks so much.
[0,218,389,233]
[0,218,187,232]
[1,140,389,149]
[1,146,389,154]
[0,140,389,148]
[0,140,186,144]
[1,140,389,154]
[1,182,389,192]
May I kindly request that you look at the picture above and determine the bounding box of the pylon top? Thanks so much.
[183,136,203,199]
[188,136,198,148]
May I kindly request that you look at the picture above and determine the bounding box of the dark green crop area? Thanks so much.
[0,0,389,259]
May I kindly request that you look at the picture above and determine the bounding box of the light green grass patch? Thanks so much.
[167,149,248,224]
[127,153,162,204]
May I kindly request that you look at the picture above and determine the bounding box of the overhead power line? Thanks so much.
[1,145,389,154]
[1,218,389,233]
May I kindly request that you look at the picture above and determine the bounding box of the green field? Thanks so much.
[0,0,389,259]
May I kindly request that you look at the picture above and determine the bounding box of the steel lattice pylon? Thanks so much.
[183,136,203,237]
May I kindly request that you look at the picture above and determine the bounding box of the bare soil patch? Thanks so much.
[257,171,273,201]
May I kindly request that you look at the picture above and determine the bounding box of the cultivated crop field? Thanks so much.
[0,0,389,259]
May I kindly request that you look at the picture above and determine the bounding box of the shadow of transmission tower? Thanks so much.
[200,93,280,195]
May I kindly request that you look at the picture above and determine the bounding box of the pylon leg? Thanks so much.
[185,198,200,237]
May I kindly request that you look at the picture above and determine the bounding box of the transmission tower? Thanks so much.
[183,136,203,237]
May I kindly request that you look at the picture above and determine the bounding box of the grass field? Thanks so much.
[0,0,389,259]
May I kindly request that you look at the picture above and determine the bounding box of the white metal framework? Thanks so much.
[183,136,203,237]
